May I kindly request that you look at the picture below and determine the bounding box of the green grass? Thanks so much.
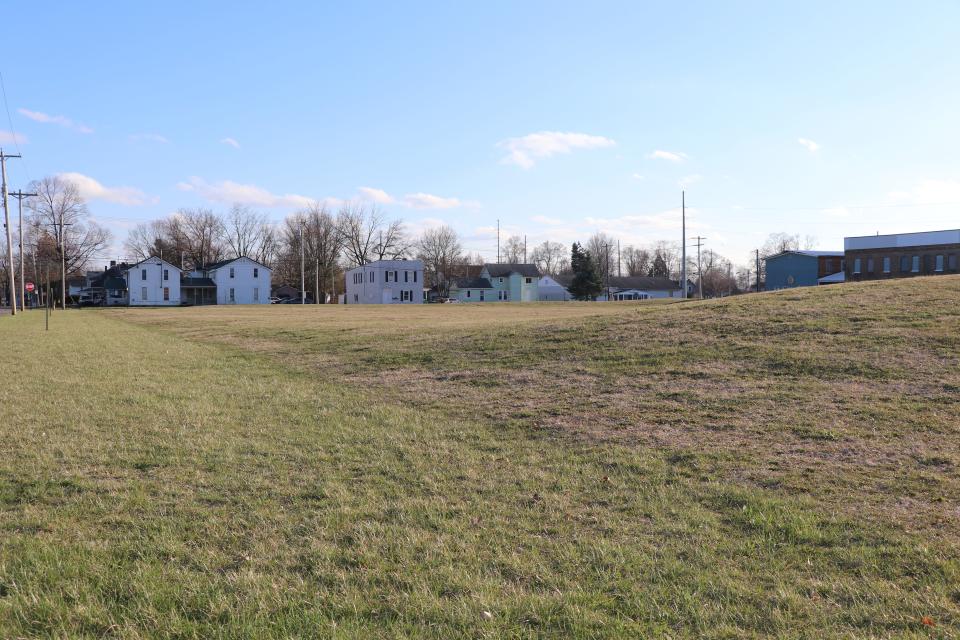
[1,277,958,638]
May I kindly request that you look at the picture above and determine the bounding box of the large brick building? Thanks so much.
[845,229,960,281]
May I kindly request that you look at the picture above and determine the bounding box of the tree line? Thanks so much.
[2,173,806,305]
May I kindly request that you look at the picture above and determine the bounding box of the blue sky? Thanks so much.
[3,1,959,266]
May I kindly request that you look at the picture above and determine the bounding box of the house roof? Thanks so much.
[126,256,182,271]
[203,256,272,271]
[765,250,844,260]
[181,277,216,288]
[453,277,493,289]
[484,263,542,278]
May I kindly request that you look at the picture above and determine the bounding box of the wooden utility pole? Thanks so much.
[755,249,761,293]
[1,150,22,315]
[11,189,37,311]
[691,236,706,300]
[681,191,687,299]
[299,226,305,304]
[315,258,320,304]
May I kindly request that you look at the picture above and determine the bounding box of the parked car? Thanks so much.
[270,296,283,304]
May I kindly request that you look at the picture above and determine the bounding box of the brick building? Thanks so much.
[845,229,960,281]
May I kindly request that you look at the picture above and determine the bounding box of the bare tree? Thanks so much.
[621,246,651,277]
[279,203,343,302]
[502,235,526,263]
[337,202,408,266]
[416,225,463,296]
[224,204,272,260]
[530,240,567,275]
[27,175,111,306]
[586,232,616,283]
[125,219,178,261]
[176,208,226,268]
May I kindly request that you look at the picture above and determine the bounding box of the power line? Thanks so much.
[0,71,30,185]
[10,189,36,311]
[1,150,21,314]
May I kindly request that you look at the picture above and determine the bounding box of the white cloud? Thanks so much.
[130,133,169,143]
[679,174,702,188]
[59,172,154,206]
[403,192,465,209]
[220,137,241,149]
[631,173,645,181]
[647,150,687,162]
[176,176,329,209]
[19,108,93,133]
[0,130,27,145]
[498,131,616,169]
[357,186,396,204]
[798,138,820,153]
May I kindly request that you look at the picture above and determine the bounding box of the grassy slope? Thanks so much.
[0,277,958,638]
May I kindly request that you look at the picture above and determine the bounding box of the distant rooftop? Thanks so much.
[765,250,843,260]
[845,229,960,251]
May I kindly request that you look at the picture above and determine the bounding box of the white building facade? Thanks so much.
[205,257,272,304]
[125,257,182,306]
[345,260,424,304]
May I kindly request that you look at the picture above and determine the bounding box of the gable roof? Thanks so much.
[452,277,493,289]
[483,263,542,278]
[203,256,272,271]
[125,256,182,272]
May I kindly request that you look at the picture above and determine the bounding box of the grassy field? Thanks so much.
[1,277,958,638]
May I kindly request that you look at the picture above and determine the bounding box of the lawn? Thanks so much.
[1,277,958,638]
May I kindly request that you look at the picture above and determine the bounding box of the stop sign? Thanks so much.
[25,282,35,293]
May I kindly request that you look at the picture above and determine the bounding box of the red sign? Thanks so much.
[25,282,35,293]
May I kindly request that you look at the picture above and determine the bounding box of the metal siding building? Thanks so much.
[765,251,844,289]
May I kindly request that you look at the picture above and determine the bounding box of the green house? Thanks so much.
[448,264,541,302]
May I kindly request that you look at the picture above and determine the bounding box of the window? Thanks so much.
[229,288,235,302]
[394,270,398,282]
[163,287,169,301]
[866,258,874,274]
[912,255,920,273]
[479,290,484,301]
[404,271,409,283]
[413,271,418,283]
[936,255,945,272]
[253,268,259,278]
[499,277,503,283]
[230,267,235,278]
[253,287,259,301]
[163,269,169,281]
[900,255,910,273]
[354,294,358,302]
[141,269,147,281]
[141,286,147,300]
[370,271,374,283]
[466,290,471,298]
[883,257,891,274]
[385,271,391,283]
[950,254,958,271]
[525,277,532,284]
[853,258,861,274]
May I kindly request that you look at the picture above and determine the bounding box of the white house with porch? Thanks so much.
[344,259,425,304]
[124,257,182,306]
[202,257,271,304]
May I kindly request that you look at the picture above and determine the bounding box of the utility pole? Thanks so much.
[315,258,320,304]
[681,191,687,300]
[691,236,706,300]
[755,249,761,293]
[299,226,305,304]
[10,190,36,311]
[1,150,22,315]
[603,243,614,301]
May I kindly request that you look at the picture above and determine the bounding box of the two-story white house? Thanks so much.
[124,257,182,306]
[202,257,272,304]
[344,259,424,304]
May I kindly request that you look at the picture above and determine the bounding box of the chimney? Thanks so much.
[110,260,117,268]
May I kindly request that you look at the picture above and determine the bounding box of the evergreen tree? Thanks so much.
[649,252,670,278]
[569,242,603,300]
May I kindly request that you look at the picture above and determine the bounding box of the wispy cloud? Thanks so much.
[59,172,154,206]
[498,131,616,169]
[798,137,820,153]
[19,108,93,133]
[647,150,687,162]
[220,137,241,149]
[631,173,645,181]
[358,186,476,209]
[531,214,564,225]
[0,130,27,145]
[585,208,706,233]
[357,186,395,204]
[403,192,466,209]
[177,176,330,209]
[130,133,169,144]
